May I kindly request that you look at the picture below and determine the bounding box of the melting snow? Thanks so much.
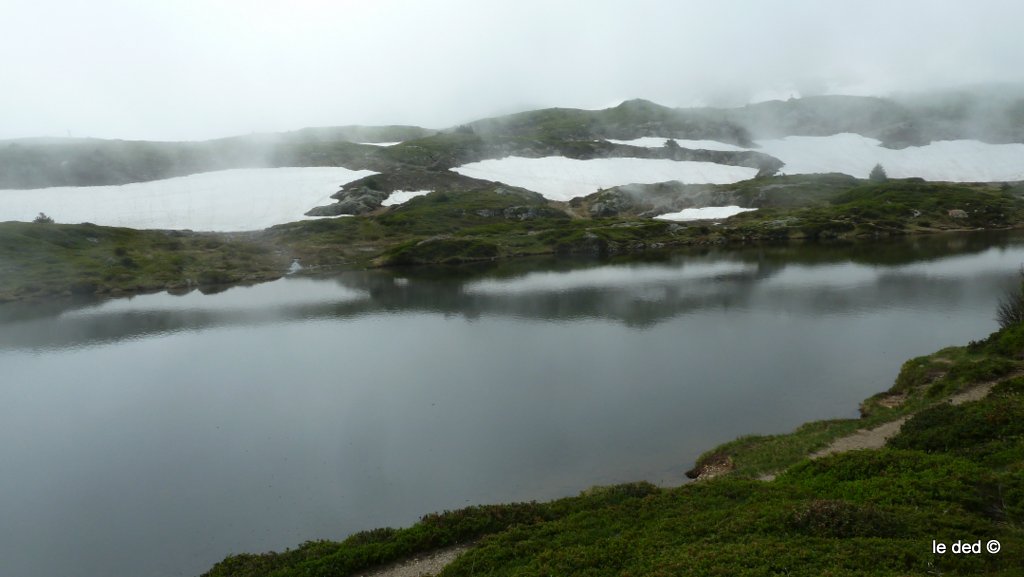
[653,206,758,222]
[6,135,1021,234]
[755,134,1024,181]
[357,142,402,147]
[381,190,431,206]
[0,167,374,231]
[452,156,758,201]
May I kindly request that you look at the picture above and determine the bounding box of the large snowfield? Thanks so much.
[453,136,1024,203]
[611,134,1024,182]
[756,134,1024,181]
[452,156,760,201]
[3,135,1023,232]
[0,167,373,232]
[653,206,759,221]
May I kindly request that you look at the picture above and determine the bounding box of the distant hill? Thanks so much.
[0,126,434,189]
[2,88,1022,189]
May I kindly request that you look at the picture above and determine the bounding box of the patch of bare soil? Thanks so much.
[810,381,998,461]
[751,381,1002,483]
[354,545,471,577]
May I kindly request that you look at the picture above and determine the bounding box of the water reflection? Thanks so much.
[2,231,1024,577]
[2,231,1022,350]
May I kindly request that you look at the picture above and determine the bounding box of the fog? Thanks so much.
[3,0,1023,141]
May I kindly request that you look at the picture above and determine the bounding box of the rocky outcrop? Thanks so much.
[305,170,497,216]
[581,182,735,218]
[577,173,861,219]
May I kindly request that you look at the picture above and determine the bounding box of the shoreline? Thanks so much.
[3,217,1020,305]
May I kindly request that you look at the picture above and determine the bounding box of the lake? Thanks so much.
[2,231,1023,577]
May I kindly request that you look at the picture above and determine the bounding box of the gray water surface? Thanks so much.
[2,232,1023,577]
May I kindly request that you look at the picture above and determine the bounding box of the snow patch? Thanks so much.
[654,206,758,222]
[756,134,1024,181]
[357,142,402,147]
[452,156,758,201]
[606,137,750,152]
[0,167,374,232]
[381,190,431,206]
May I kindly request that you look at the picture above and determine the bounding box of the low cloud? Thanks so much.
[3,0,1022,140]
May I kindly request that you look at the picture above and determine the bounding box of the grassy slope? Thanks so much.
[0,221,286,302]
[202,323,1024,577]
[273,177,1024,267]
[726,180,1024,240]
[0,127,432,189]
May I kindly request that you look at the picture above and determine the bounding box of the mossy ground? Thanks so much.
[0,221,286,301]
[272,177,1024,272]
[725,179,1024,240]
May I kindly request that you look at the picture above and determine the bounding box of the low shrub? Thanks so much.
[888,396,1024,456]
[787,499,900,538]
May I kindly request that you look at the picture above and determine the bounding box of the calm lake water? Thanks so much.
[3,231,1024,577]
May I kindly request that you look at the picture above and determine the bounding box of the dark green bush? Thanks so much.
[927,357,1017,397]
[196,270,236,285]
[384,238,499,265]
[342,527,398,547]
[779,449,991,510]
[787,499,900,538]
[889,397,1024,455]
[992,375,1024,396]
[985,323,1024,358]
[890,355,946,393]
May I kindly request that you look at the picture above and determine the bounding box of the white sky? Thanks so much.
[2,0,1023,141]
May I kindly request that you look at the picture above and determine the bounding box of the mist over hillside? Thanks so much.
[3,87,1023,190]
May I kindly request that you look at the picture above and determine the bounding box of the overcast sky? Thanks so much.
[3,0,1023,141]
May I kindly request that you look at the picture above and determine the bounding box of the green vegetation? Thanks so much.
[201,298,1024,576]
[0,221,285,301]
[690,328,1024,481]
[203,484,659,577]
[5,175,1024,301]
[380,132,491,169]
[726,179,1024,240]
